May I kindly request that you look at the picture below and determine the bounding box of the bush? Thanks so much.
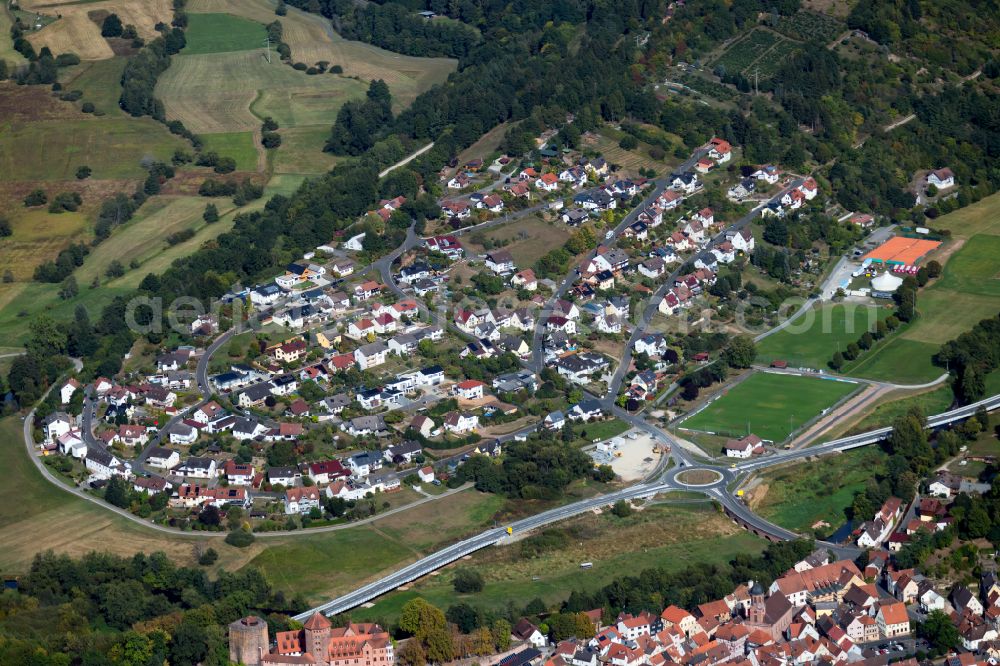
[292,62,307,71]
[59,90,83,102]
[213,157,237,174]
[76,165,92,179]
[453,568,484,593]
[101,13,124,37]
[166,228,196,245]
[49,191,82,213]
[330,64,343,74]
[225,529,255,548]
[105,260,126,278]
[55,53,81,67]
[611,499,633,517]
[618,135,638,150]
[198,547,219,565]
[203,203,219,223]
[24,189,47,207]
[262,131,282,149]
[81,102,95,113]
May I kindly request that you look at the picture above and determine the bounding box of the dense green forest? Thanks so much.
[0,552,303,665]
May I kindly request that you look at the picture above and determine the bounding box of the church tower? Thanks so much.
[748,581,766,624]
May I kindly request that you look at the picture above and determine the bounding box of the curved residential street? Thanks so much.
[18,147,1000,619]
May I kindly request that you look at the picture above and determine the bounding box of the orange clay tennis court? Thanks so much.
[863,236,941,265]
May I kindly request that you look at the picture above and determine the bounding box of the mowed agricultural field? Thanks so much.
[680,371,860,443]
[353,503,766,622]
[750,447,887,533]
[23,0,173,60]
[187,0,457,110]
[199,131,260,172]
[756,302,889,369]
[182,12,266,54]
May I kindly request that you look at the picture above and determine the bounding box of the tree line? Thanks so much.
[0,550,305,666]
[936,311,1000,405]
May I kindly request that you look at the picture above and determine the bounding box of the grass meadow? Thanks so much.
[352,503,766,622]
[0,115,187,180]
[752,447,887,533]
[58,57,127,113]
[199,131,260,172]
[182,12,267,54]
[681,371,860,443]
[756,302,889,369]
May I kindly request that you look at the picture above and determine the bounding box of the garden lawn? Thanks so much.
[681,372,860,443]
[752,447,887,532]
[182,12,267,55]
[351,504,766,622]
[756,302,888,369]
[574,418,631,442]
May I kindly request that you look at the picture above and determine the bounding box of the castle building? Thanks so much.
[229,613,394,666]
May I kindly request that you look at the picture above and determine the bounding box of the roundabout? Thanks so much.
[672,467,727,488]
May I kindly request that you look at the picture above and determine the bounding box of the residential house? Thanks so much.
[485,250,516,275]
[443,412,478,434]
[635,334,668,357]
[354,341,388,370]
[708,137,732,163]
[147,446,180,469]
[343,415,389,437]
[513,619,548,648]
[725,434,763,459]
[453,379,486,400]
[175,457,217,479]
[753,165,781,184]
[85,447,130,480]
[409,415,435,438]
[43,412,74,442]
[60,378,81,404]
[927,168,955,189]
[284,487,322,515]
[670,172,698,193]
[876,602,910,639]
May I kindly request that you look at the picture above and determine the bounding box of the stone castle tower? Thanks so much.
[229,615,270,666]
[304,611,333,663]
